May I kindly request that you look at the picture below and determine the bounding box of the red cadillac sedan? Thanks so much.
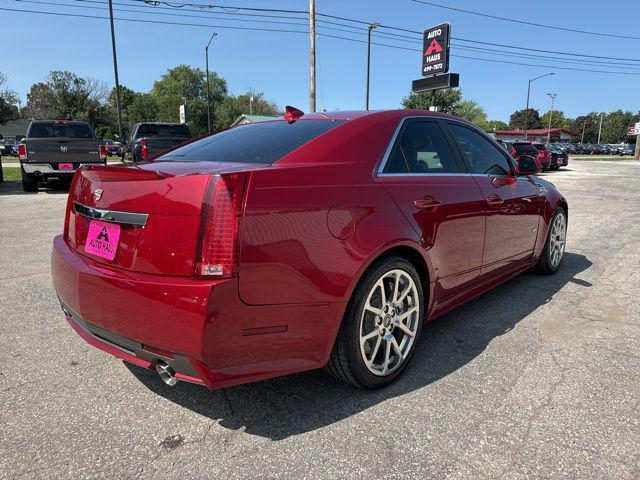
[52,109,568,390]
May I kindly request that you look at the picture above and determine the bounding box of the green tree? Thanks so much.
[451,99,487,125]
[0,73,19,125]
[477,119,509,132]
[540,110,570,129]
[23,71,108,126]
[215,91,279,129]
[402,88,462,113]
[509,108,542,130]
[150,65,227,135]
[600,110,640,143]
[569,114,600,143]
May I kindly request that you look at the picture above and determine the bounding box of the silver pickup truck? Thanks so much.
[19,120,106,192]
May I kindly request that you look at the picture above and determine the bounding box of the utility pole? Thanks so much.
[546,93,557,143]
[581,120,586,143]
[365,23,380,110]
[524,72,554,140]
[597,113,603,144]
[108,0,123,139]
[309,0,316,112]
[205,32,217,133]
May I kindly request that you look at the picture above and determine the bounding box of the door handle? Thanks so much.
[414,197,442,210]
[486,194,504,206]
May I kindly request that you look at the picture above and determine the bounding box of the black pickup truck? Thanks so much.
[19,120,106,191]
[125,122,193,162]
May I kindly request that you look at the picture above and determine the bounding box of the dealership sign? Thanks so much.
[627,122,640,136]
[422,23,450,76]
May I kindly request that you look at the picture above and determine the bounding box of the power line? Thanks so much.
[16,0,309,27]
[318,32,640,76]
[411,0,640,41]
[119,0,640,62]
[3,5,640,76]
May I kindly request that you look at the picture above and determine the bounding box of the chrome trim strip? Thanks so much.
[73,202,148,226]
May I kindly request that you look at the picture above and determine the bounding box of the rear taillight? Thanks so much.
[140,139,148,159]
[18,144,27,160]
[64,171,81,240]
[99,145,107,161]
[195,172,250,277]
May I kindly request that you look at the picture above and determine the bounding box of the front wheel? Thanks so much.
[326,257,425,389]
[535,208,567,275]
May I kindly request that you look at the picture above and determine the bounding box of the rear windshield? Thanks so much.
[136,124,192,138]
[159,119,346,164]
[512,143,539,155]
[29,122,94,139]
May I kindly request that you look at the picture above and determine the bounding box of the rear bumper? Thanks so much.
[22,162,106,174]
[51,235,344,389]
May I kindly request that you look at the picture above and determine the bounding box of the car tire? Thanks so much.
[535,207,567,275]
[21,168,38,192]
[325,256,425,389]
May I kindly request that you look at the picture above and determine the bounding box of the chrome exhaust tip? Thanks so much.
[155,361,177,386]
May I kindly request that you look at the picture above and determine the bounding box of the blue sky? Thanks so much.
[2,0,640,122]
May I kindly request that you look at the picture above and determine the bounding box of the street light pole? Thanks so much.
[546,93,557,143]
[524,72,554,140]
[108,0,123,139]
[205,32,217,133]
[365,23,380,111]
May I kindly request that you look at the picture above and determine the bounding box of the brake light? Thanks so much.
[99,145,107,161]
[284,105,304,123]
[195,172,250,277]
[18,144,27,160]
[140,139,148,159]
[64,171,81,240]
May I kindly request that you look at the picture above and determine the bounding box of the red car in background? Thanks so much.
[51,109,568,390]
[504,141,545,172]
[532,142,552,170]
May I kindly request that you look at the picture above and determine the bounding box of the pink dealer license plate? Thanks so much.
[85,220,120,261]
[58,163,74,170]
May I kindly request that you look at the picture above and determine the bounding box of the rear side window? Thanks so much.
[29,122,94,139]
[136,124,192,138]
[159,120,345,164]
[512,143,539,156]
[383,121,458,174]
[448,124,512,176]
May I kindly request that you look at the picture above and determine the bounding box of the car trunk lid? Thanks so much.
[66,160,263,276]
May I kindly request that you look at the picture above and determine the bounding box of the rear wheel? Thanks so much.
[326,257,424,388]
[535,208,567,275]
[21,167,38,192]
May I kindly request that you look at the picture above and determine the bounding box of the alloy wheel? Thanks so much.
[359,269,419,376]
[549,212,566,269]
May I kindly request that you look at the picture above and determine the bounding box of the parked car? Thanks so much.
[503,141,543,172]
[530,143,552,170]
[125,122,193,162]
[622,144,635,156]
[19,120,107,192]
[545,144,569,170]
[103,139,124,158]
[51,109,568,390]
[1,139,18,156]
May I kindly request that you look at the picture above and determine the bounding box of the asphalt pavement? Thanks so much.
[0,160,638,479]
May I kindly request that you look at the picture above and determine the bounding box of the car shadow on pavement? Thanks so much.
[127,252,592,441]
[0,180,69,195]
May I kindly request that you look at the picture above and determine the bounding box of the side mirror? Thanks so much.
[517,156,541,175]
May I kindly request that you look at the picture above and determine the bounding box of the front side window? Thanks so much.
[383,121,458,174]
[448,124,512,176]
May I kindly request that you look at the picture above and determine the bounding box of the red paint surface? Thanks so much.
[52,110,567,389]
